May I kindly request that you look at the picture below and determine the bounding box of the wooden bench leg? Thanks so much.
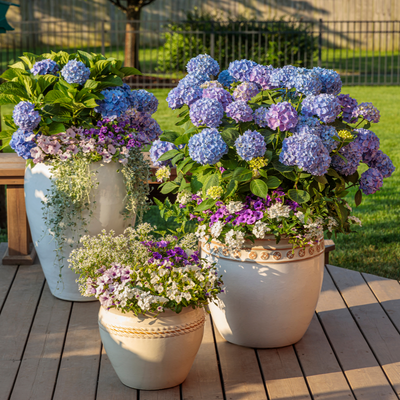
[2,184,36,265]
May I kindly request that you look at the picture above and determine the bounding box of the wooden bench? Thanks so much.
[0,152,335,265]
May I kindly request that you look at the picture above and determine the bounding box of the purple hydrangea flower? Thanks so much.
[291,68,322,96]
[130,90,158,114]
[189,98,224,128]
[228,59,257,81]
[337,94,358,123]
[331,140,363,176]
[13,101,41,130]
[186,54,219,76]
[10,129,36,160]
[266,101,298,131]
[248,64,275,90]
[188,128,228,165]
[313,67,342,95]
[319,125,339,153]
[60,59,90,85]
[235,130,266,161]
[202,87,232,110]
[150,140,178,167]
[353,102,380,123]
[291,115,321,135]
[95,87,130,120]
[268,65,297,89]
[225,101,253,123]
[232,82,260,102]
[360,168,383,195]
[30,59,60,76]
[181,85,203,106]
[166,87,184,110]
[280,131,331,176]
[217,70,237,87]
[301,94,341,123]
[366,150,395,178]
[355,128,380,163]
[253,107,268,127]
[129,111,162,144]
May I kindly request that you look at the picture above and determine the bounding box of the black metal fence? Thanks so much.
[1,19,400,88]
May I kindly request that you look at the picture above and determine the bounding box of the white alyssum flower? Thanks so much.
[252,220,271,239]
[304,217,324,241]
[225,229,245,250]
[348,216,362,226]
[268,203,291,220]
[177,190,192,205]
[195,224,207,239]
[210,221,224,238]
[226,201,244,213]
[295,211,305,224]
[326,216,338,232]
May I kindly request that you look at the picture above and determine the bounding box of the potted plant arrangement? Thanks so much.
[69,223,223,390]
[151,55,395,348]
[0,51,161,301]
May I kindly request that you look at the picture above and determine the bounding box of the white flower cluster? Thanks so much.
[225,229,246,250]
[326,216,339,232]
[295,211,305,223]
[252,220,271,239]
[155,166,171,182]
[348,216,362,226]
[267,203,291,220]
[211,221,224,238]
[304,217,324,241]
[226,201,244,213]
[177,190,192,205]
[195,225,207,239]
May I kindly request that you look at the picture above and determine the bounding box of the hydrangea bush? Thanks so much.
[0,51,161,265]
[69,224,223,315]
[150,54,395,249]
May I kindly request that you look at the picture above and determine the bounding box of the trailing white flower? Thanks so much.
[267,203,291,220]
[226,201,245,213]
[295,211,305,224]
[326,216,339,232]
[252,220,271,239]
[210,221,224,238]
[348,216,362,226]
[195,224,207,239]
[177,190,192,205]
[225,229,245,250]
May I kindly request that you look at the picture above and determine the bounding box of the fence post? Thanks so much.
[101,20,105,55]
[210,21,215,59]
[318,18,322,67]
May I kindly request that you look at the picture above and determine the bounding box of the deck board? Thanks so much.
[1,258,400,399]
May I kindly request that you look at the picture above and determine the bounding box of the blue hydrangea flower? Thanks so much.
[166,87,184,110]
[180,85,203,106]
[95,87,130,120]
[253,106,268,127]
[60,59,90,85]
[353,102,380,123]
[337,94,358,123]
[360,168,383,195]
[291,115,321,135]
[354,128,380,163]
[9,129,36,159]
[291,68,322,96]
[130,111,162,144]
[268,65,297,89]
[331,140,363,176]
[188,128,228,165]
[186,54,219,76]
[179,72,210,88]
[200,80,223,89]
[202,87,232,110]
[301,94,341,123]
[232,82,260,102]
[319,125,339,153]
[266,101,298,131]
[13,101,41,130]
[280,131,331,176]
[235,130,266,161]
[248,64,275,90]
[366,150,395,178]
[225,101,253,123]
[130,90,158,114]
[149,140,177,167]
[189,98,224,128]
[30,59,60,76]
[217,70,237,88]
[228,59,257,82]
[313,67,342,95]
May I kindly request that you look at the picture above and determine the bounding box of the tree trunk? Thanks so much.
[124,7,141,70]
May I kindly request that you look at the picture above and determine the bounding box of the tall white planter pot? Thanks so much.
[201,237,325,348]
[25,162,134,301]
[98,306,206,390]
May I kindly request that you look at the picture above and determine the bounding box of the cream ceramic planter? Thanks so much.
[201,237,325,348]
[24,162,133,301]
[98,306,206,390]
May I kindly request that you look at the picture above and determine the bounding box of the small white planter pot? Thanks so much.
[24,162,134,301]
[201,237,325,348]
[98,306,206,390]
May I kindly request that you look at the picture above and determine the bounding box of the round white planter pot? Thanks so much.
[24,162,134,301]
[98,306,205,390]
[201,237,325,348]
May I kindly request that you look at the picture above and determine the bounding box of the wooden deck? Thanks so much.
[1,241,400,400]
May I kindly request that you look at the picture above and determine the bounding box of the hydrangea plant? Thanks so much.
[0,51,160,265]
[150,55,395,249]
[69,223,223,315]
